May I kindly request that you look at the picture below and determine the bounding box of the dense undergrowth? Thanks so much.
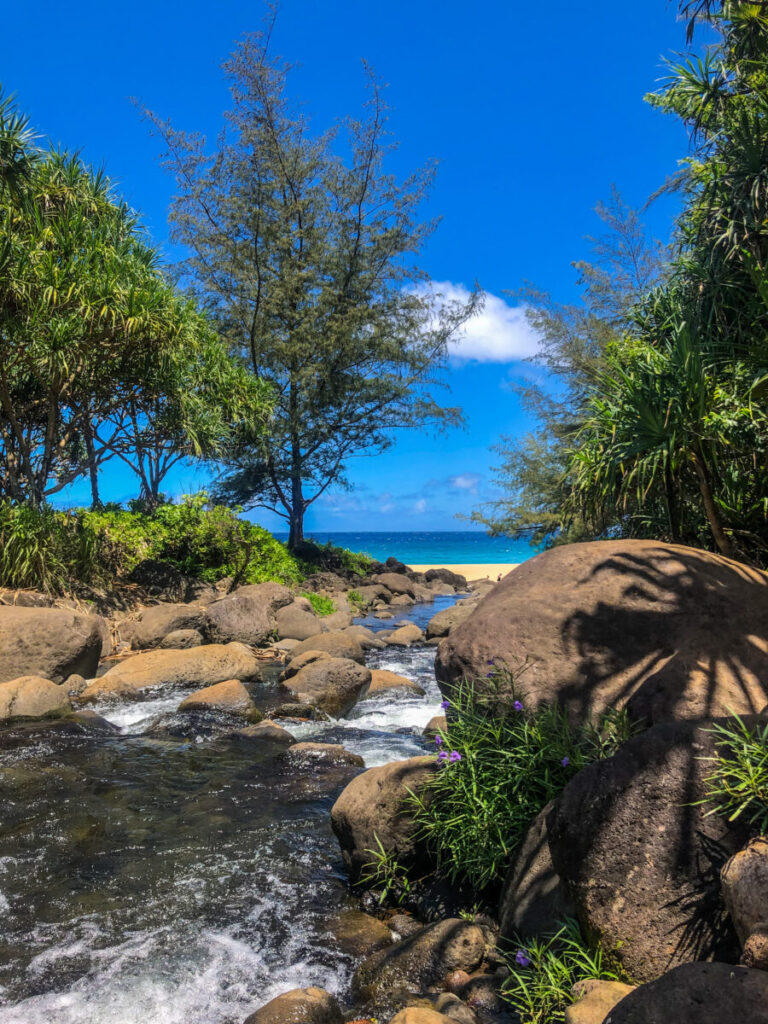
[0,494,372,594]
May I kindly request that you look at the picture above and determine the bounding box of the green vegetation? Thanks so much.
[478,1,768,566]
[412,672,635,892]
[501,920,625,1024]
[145,15,477,547]
[702,715,768,832]
[359,834,413,907]
[347,589,365,610]
[0,494,304,593]
[301,592,336,617]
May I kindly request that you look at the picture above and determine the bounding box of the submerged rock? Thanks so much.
[0,606,104,684]
[286,742,364,767]
[0,675,71,722]
[326,908,393,956]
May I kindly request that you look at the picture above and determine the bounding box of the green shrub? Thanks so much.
[347,588,365,609]
[0,503,106,593]
[501,919,624,1024]
[301,540,374,578]
[411,671,635,892]
[701,715,768,832]
[301,592,336,616]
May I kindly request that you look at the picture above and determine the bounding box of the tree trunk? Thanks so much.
[83,420,101,509]
[288,470,304,549]
[692,446,736,559]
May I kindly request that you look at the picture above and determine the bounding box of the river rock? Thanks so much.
[499,800,573,940]
[287,742,364,767]
[387,623,424,646]
[286,631,365,665]
[603,962,768,1024]
[352,919,486,1011]
[327,908,393,956]
[274,601,324,641]
[425,568,468,589]
[565,980,637,1024]
[343,625,387,650]
[426,603,476,640]
[77,643,262,702]
[353,584,391,607]
[721,836,768,966]
[121,602,210,650]
[423,715,447,738]
[230,720,296,745]
[390,594,415,607]
[242,987,343,1024]
[363,669,425,698]
[0,606,105,684]
[177,679,259,718]
[435,539,768,723]
[0,675,71,722]
[548,717,754,981]
[206,583,293,646]
[159,628,205,649]
[391,1011,456,1024]
[331,756,437,883]
[375,573,418,599]
[280,657,370,716]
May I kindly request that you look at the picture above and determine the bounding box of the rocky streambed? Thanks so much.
[0,596,456,1024]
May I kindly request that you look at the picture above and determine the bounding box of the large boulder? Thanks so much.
[0,675,71,722]
[206,583,293,646]
[280,657,371,716]
[424,568,468,590]
[177,679,258,719]
[274,601,324,641]
[121,602,210,650]
[547,718,754,982]
[242,987,343,1024]
[286,631,365,665]
[374,573,418,599]
[387,623,424,646]
[499,801,573,940]
[77,643,262,702]
[603,962,768,1024]
[436,540,768,724]
[426,602,476,640]
[0,606,105,684]
[363,669,425,699]
[331,756,437,883]
[352,919,486,1011]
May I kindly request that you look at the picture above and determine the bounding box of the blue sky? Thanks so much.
[2,1,694,531]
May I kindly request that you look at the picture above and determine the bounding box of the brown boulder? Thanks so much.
[387,623,424,646]
[206,583,293,647]
[721,836,768,967]
[286,632,365,665]
[121,602,209,650]
[331,756,437,883]
[423,715,447,738]
[565,980,636,1024]
[326,908,393,956]
[280,657,371,716]
[0,675,71,722]
[243,987,343,1024]
[177,679,258,718]
[159,628,205,650]
[363,669,425,699]
[426,602,476,640]
[548,718,754,981]
[374,573,418,598]
[391,1011,455,1024]
[0,606,104,684]
[424,568,467,590]
[436,539,768,724]
[274,601,324,641]
[77,643,261,702]
[603,962,768,1024]
[230,720,296,745]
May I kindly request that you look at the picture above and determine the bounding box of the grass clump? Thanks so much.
[501,919,624,1024]
[302,591,336,616]
[411,670,635,893]
[347,588,365,610]
[701,715,768,832]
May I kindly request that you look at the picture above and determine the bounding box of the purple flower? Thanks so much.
[448,750,462,763]
[515,950,532,967]
[487,660,494,666]
[561,757,570,768]
[435,734,443,747]
[437,751,448,763]
[486,672,494,678]
[513,700,524,712]
[440,700,450,711]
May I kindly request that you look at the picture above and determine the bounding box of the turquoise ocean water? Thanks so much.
[277,530,539,564]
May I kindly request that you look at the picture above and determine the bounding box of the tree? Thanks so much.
[144,24,477,547]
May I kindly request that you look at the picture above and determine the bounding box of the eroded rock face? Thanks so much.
[603,962,768,1024]
[0,675,71,722]
[435,539,768,724]
[331,756,436,883]
[286,632,365,665]
[177,679,258,718]
[548,718,753,982]
[0,606,104,684]
[76,643,262,702]
[242,987,343,1024]
[206,583,293,646]
[121,603,210,650]
[280,657,371,716]
[352,919,486,1012]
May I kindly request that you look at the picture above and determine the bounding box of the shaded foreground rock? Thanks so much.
[280,657,371,716]
[177,679,259,718]
[0,675,71,722]
[352,919,486,1011]
[721,836,768,967]
[77,643,261,702]
[243,987,343,1024]
[436,539,768,723]
[565,980,636,1024]
[548,717,753,981]
[206,583,293,646]
[603,962,768,1024]
[331,756,437,883]
[0,606,104,684]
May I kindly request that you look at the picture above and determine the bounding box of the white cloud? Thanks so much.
[448,472,482,493]
[428,281,541,363]
[412,498,428,514]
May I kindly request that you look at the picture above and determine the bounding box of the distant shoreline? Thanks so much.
[408,563,519,581]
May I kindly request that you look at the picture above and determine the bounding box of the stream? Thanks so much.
[0,595,457,1024]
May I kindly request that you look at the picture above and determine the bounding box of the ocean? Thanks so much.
[276,529,539,564]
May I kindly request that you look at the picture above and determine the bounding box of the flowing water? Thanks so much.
[0,596,457,1024]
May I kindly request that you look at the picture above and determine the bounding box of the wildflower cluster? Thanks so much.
[434,734,462,764]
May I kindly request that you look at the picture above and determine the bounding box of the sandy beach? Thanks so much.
[408,563,518,581]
